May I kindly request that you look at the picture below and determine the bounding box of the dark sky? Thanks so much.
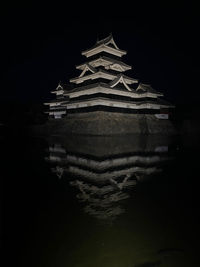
[2,1,200,105]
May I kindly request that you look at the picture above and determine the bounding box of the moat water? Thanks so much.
[2,132,200,267]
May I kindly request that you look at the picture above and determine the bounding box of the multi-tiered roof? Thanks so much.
[45,34,173,118]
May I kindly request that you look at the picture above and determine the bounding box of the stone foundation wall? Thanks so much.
[40,111,176,135]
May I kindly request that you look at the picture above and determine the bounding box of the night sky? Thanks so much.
[2,1,200,106]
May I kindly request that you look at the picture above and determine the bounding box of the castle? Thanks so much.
[44,34,175,135]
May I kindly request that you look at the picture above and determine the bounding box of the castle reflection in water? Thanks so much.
[45,135,177,222]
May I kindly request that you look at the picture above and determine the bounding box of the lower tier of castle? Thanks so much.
[36,111,176,135]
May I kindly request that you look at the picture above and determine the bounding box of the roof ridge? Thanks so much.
[85,63,97,72]
[76,56,132,69]
[110,74,133,91]
[136,82,163,95]
[96,33,113,45]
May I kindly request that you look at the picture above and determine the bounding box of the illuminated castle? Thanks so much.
[44,34,175,134]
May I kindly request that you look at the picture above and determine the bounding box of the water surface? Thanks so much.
[2,133,200,267]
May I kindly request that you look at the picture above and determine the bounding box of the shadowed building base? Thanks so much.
[33,111,177,136]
